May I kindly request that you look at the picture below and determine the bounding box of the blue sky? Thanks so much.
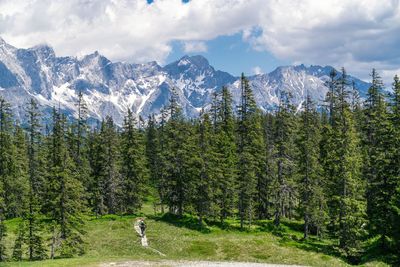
[166,33,289,76]
[0,0,399,83]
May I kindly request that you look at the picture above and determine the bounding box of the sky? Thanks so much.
[0,0,399,84]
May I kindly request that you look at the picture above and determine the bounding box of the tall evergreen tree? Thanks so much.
[236,74,264,228]
[363,69,393,249]
[100,117,120,214]
[45,108,86,257]
[0,97,11,261]
[192,112,215,225]
[25,99,47,260]
[163,91,192,217]
[214,87,237,222]
[273,92,297,226]
[0,97,21,218]
[120,109,148,214]
[388,75,400,251]
[331,69,367,259]
[296,95,327,238]
[155,109,169,213]
[146,115,159,193]
[87,127,107,216]
[0,172,6,261]
[257,113,275,220]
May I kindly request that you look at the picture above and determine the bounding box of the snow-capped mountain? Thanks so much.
[0,38,370,125]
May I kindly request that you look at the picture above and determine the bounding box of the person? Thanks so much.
[139,219,146,237]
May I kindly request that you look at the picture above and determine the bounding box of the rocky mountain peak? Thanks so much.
[0,38,371,125]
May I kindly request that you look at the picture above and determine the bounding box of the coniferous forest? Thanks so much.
[0,69,399,264]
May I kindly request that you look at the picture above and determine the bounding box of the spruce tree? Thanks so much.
[236,74,264,228]
[11,123,29,218]
[155,109,169,213]
[330,69,367,259]
[146,115,159,194]
[257,113,276,220]
[163,91,192,217]
[0,97,11,261]
[87,118,120,215]
[296,95,327,238]
[45,108,86,257]
[363,69,393,249]
[71,91,91,207]
[0,177,6,261]
[214,87,237,222]
[192,112,215,225]
[102,117,120,214]
[273,92,297,226]
[0,97,23,218]
[120,109,148,214]
[388,75,400,251]
[25,99,47,260]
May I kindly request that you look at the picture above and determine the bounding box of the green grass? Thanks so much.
[1,205,391,267]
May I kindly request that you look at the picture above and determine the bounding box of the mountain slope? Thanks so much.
[0,38,371,125]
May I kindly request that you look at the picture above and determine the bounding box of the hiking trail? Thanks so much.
[134,220,166,257]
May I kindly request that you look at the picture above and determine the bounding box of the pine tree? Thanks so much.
[331,69,367,259]
[296,95,327,238]
[192,112,215,225]
[388,75,400,251]
[236,74,264,229]
[163,91,192,217]
[0,176,6,261]
[120,109,148,214]
[88,117,121,215]
[87,125,104,216]
[0,97,11,261]
[11,123,29,218]
[25,99,47,260]
[257,113,275,220]
[156,109,169,213]
[71,91,91,207]
[0,97,23,218]
[101,117,120,214]
[326,69,338,125]
[75,90,88,161]
[363,69,393,249]
[146,115,159,191]
[273,92,297,226]
[214,87,237,222]
[45,108,86,257]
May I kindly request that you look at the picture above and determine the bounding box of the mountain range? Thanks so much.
[0,37,371,125]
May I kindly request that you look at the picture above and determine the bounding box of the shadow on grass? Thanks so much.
[151,213,212,233]
[144,212,398,266]
[360,238,399,266]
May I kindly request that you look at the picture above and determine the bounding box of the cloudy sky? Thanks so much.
[0,0,399,83]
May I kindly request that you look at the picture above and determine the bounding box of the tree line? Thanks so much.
[0,69,399,262]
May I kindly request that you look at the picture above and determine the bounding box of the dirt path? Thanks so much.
[134,223,148,247]
[101,260,307,267]
[134,220,166,256]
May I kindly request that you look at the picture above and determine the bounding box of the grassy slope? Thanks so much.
[2,204,390,267]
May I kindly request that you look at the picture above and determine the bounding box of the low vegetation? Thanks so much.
[1,202,391,267]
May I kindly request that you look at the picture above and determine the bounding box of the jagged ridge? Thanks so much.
[0,38,370,125]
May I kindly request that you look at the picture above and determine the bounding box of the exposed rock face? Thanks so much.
[0,38,370,125]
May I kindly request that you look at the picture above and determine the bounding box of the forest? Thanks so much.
[0,68,399,264]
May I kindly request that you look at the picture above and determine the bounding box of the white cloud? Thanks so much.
[0,0,259,64]
[0,0,399,82]
[243,0,400,82]
[183,41,207,53]
[252,66,263,75]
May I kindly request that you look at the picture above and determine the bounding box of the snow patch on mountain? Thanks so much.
[0,38,370,125]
